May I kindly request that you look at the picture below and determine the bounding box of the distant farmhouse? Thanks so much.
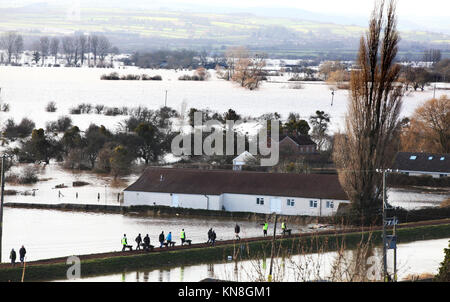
[123,168,349,217]
[278,134,318,155]
[392,152,449,178]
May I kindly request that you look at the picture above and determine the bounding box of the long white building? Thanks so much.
[123,168,350,217]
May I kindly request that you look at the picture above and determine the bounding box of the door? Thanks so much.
[270,198,282,214]
[172,194,179,207]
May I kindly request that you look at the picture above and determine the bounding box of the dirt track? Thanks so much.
[1,218,449,269]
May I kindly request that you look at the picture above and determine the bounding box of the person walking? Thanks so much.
[19,245,26,264]
[281,221,287,235]
[143,234,151,251]
[10,249,16,266]
[234,224,241,240]
[121,234,128,251]
[180,229,186,246]
[159,231,165,248]
[263,222,268,237]
[166,232,172,244]
[211,230,217,246]
[135,233,142,250]
[207,228,213,244]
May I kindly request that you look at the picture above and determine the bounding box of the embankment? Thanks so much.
[0,221,449,282]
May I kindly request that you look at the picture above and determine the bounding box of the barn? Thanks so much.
[123,168,349,216]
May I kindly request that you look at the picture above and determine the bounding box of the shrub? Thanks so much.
[104,107,121,116]
[434,241,450,282]
[19,165,39,184]
[46,101,57,112]
[73,181,89,187]
[69,107,81,115]
[101,72,120,80]
[1,103,10,112]
[151,75,162,81]
[95,104,105,114]
[3,118,36,140]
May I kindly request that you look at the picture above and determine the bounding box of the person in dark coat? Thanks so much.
[10,249,16,266]
[143,234,151,250]
[211,230,217,246]
[207,228,213,244]
[235,224,241,240]
[159,231,165,248]
[135,234,142,250]
[19,246,26,263]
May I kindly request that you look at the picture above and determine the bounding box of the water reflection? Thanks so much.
[64,238,448,282]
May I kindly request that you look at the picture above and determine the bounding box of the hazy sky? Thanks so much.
[2,0,450,17]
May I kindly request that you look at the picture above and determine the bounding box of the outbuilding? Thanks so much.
[123,168,349,216]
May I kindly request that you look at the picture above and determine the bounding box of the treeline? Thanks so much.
[0,31,118,67]
[1,105,333,177]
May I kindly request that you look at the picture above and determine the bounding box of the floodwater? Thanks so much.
[0,207,326,263]
[59,238,450,282]
[0,66,447,133]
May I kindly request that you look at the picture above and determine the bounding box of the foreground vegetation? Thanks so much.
[0,222,448,282]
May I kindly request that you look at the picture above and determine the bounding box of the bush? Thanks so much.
[95,104,105,114]
[1,103,10,112]
[104,107,121,116]
[46,101,57,112]
[73,181,89,187]
[46,116,73,133]
[69,107,81,115]
[434,241,450,282]
[101,72,120,80]
[3,118,35,140]
[151,75,162,81]
[19,165,39,184]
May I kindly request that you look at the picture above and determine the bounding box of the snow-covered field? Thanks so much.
[0,66,447,134]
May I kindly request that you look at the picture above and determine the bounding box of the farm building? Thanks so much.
[392,152,449,178]
[123,168,349,216]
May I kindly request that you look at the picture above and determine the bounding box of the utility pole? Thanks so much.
[0,155,6,263]
[268,214,278,282]
[393,216,397,282]
[382,169,388,282]
[164,90,168,107]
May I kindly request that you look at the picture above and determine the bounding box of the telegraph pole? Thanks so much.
[164,90,168,107]
[268,214,278,282]
[0,155,6,263]
[382,169,388,282]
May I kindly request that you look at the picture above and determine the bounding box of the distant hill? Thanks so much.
[0,2,449,59]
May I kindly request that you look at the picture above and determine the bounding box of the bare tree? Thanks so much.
[62,36,75,66]
[13,35,24,64]
[90,35,99,66]
[0,31,19,64]
[39,36,50,66]
[228,47,266,90]
[78,35,87,66]
[333,0,404,221]
[50,37,59,65]
[97,36,111,67]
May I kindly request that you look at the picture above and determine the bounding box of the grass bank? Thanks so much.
[0,223,449,282]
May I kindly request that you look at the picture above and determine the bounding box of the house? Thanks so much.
[232,151,256,171]
[123,168,349,216]
[278,134,317,155]
[392,152,449,178]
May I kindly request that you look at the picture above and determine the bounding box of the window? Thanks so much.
[256,197,264,205]
[441,157,445,161]
[326,201,334,209]
[428,156,433,160]
[309,200,318,208]
[409,156,417,160]
[287,199,295,207]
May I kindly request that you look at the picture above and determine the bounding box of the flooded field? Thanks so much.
[60,238,450,282]
[0,66,447,134]
[0,207,327,263]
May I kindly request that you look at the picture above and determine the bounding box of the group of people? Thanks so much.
[120,221,289,252]
[9,245,27,266]
[207,228,217,246]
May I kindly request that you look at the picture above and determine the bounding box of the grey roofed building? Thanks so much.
[392,152,450,178]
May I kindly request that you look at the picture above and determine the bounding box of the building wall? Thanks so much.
[124,191,348,216]
[123,191,222,210]
[279,137,316,154]
[222,193,347,216]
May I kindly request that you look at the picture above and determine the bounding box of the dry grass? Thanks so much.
[440,198,450,208]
